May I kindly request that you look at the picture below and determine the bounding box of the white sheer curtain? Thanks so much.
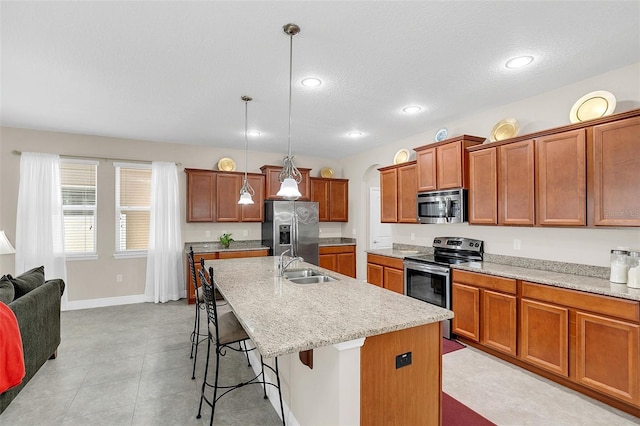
[15,152,68,306]
[144,161,184,303]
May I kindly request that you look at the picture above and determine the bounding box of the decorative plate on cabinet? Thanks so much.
[569,90,616,123]
[393,149,410,165]
[320,167,334,178]
[435,128,448,142]
[217,157,236,171]
[490,118,520,142]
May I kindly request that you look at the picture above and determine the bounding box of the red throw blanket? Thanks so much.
[0,302,25,393]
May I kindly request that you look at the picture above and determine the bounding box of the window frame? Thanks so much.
[60,158,99,260]
[114,162,152,258]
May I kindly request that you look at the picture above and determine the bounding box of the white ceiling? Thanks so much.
[2,1,639,159]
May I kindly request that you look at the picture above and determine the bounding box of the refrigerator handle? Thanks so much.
[292,214,298,257]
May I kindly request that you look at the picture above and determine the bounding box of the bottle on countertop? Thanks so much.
[627,250,640,289]
[609,249,629,284]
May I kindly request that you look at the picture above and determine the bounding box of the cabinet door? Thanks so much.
[380,168,398,223]
[417,147,437,191]
[384,267,404,294]
[398,163,418,223]
[311,178,330,221]
[186,169,215,222]
[437,141,463,189]
[536,130,586,226]
[240,174,265,222]
[593,116,640,226]
[367,263,384,287]
[469,148,498,225]
[329,180,349,222]
[215,173,242,222]
[452,283,480,342]
[482,290,517,356]
[499,139,535,225]
[576,312,639,404]
[336,252,356,278]
[319,253,337,271]
[520,299,569,377]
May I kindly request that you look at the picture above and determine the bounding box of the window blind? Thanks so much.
[61,160,98,254]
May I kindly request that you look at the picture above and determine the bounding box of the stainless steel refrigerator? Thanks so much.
[262,200,319,265]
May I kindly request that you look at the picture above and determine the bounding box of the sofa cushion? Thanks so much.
[11,266,45,299]
[0,275,15,304]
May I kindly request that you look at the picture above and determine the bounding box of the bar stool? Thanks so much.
[196,261,285,426]
[188,246,207,380]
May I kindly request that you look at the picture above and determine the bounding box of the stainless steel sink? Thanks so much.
[283,268,323,279]
[287,275,338,284]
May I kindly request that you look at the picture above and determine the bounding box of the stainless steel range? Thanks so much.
[404,237,484,339]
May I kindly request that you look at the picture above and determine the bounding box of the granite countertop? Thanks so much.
[318,237,356,247]
[366,245,432,259]
[186,241,270,254]
[452,262,640,302]
[204,256,453,358]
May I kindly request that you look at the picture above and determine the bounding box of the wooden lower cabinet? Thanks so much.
[451,270,517,356]
[520,298,569,377]
[319,245,356,278]
[576,311,639,405]
[366,254,404,294]
[185,249,268,304]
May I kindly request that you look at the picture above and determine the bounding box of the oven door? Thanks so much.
[404,260,452,338]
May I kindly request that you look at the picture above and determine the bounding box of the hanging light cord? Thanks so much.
[278,24,302,184]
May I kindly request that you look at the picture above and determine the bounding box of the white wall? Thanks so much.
[342,62,640,278]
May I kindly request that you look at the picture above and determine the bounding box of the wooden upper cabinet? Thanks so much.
[437,141,463,189]
[261,165,311,201]
[469,148,498,225]
[498,139,535,225]
[185,169,215,222]
[398,163,418,223]
[536,129,586,226]
[415,135,484,191]
[380,167,398,223]
[310,177,349,222]
[592,115,640,226]
[215,172,242,222]
[416,147,437,191]
[240,174,266,222]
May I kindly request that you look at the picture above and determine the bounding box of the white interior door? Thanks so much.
[369,187,391,249]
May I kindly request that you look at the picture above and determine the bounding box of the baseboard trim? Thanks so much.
[63,294,146,311]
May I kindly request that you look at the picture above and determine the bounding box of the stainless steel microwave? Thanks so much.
[416,189,467,224]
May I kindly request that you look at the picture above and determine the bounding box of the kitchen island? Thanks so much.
[205,256,453,426]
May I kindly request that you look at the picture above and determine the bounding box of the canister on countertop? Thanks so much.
[610,249,629,284]
[627,250,640,288]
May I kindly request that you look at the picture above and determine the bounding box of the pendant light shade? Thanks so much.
[277,23,302,200]
[238,95,255,205]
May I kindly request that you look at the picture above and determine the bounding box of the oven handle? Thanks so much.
[404,261,450,275]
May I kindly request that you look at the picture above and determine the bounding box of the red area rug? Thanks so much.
[443,392,496,426]
[443,338,466,355]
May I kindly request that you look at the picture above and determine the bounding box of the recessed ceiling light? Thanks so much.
[402,105,422,114]
[246,130,261,137]
[505,55,534,69]
[347,131,363,137]
[301,77,322,87]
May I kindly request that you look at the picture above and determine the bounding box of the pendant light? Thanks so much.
[276,23,303,200]
[238,95,255,205]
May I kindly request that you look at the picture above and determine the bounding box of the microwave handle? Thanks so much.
[445,197,451,223]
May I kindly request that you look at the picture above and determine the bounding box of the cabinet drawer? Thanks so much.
[218,249,269,259]
[367,254,404,270]
[452,269,516,294]
[522,281,640,323]
[320,245,355,255]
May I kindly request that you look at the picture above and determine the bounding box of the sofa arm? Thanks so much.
[9,279,63,375]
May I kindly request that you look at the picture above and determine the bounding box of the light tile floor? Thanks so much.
[1,301,638,425]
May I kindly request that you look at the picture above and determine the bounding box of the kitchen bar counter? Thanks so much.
[453,262,640,302]
[205,256,452,358]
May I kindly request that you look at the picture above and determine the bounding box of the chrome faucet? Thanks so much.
[278,248,304,276]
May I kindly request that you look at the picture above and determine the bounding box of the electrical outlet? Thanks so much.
[243,230,248,237]
[395,352,412,369]
[513,239,521,250]
[352,228,356,236]
[410,233,415,241]
[205,230,211,238]
[116,274,123,283]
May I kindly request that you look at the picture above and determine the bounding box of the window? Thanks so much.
[61,160,98,257]
[115,163,151,254]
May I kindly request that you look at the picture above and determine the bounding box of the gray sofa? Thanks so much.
[0,266,65,414]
